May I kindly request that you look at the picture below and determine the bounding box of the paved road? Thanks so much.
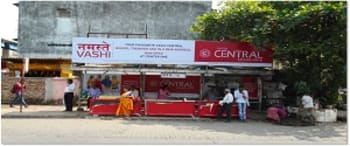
[2,118,347,145]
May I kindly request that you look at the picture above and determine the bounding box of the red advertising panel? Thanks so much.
[197,100,239,117]
[145,100,196,116]
[194,41,273,67]
[242,76,258,99]
[145,75,200,93]
[121,75,140,89]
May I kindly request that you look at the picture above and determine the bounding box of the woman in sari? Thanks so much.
[116,88,134,116]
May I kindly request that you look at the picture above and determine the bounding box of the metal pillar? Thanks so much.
[257,77,262,111]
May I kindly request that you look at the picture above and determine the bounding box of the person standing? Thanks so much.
[9,78,28,108]
[216,88,234,122]
[235,85,248,121]
[64,79,75,112]
[242,86,250,120]
[116,87,134,117]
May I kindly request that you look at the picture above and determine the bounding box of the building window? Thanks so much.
[56,8,71,17]
[56,8,72,34]
[25,70,61,77]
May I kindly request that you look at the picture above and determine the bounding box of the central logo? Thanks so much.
[199,49,211,58]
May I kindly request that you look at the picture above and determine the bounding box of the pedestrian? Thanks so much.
[235,85,249,121]
[116,87,134,117]
[9,78,28,108]
[216,88,234,122]
[63,79,75,112]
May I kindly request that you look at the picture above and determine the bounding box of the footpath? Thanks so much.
[1,105,88,118]
[1,105,267,121]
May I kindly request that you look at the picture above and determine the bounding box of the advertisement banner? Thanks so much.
[72,37,114,64]
[72,37,194,64]
[72,38,273,67]
[194,41,273,67]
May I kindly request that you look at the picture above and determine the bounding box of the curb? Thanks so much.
[2,114,89,119]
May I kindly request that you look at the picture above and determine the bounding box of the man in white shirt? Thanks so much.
[64,79,75,112]
[302,95,314,108]
[300,94,315,124]
[216,88,234,122]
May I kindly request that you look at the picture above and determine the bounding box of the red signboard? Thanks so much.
[194,41,273,66]
[145,75,200,93]
[145,100,196,116]
[242,76,258,99]
[89,98,142,116]
[121,75,140,90]
[121,75,201,93]
[197,100,239,117]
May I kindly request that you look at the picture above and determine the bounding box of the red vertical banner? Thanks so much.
[121,75,140,90]
[242,76,258,99]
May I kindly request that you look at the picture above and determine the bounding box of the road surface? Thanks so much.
[1,118,347,145]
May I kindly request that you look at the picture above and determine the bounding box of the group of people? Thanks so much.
[8,78,316,124]
[266,93,315,124]
[86,85,139,109]
[216,85,250,122]
[87,75,121,95]
[8,78,76,111]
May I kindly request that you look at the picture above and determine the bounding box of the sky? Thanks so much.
[0,0,18,40]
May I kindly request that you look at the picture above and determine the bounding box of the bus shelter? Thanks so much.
[71,37,273,117]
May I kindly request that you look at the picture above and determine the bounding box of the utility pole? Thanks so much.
[20,58,29,112]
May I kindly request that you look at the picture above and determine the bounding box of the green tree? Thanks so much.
[191,1,346,106]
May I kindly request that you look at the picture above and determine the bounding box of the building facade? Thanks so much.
[1,1,212,104]
[18,1,212,58]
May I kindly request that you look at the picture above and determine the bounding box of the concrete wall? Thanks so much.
[45,78,81,103]
[2,77,46,104]
[2,77,80,105]
[18,1,211,59]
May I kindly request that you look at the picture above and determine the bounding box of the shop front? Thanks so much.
[2,58,72,77]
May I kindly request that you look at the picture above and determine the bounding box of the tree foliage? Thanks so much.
[191,1,346,106]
